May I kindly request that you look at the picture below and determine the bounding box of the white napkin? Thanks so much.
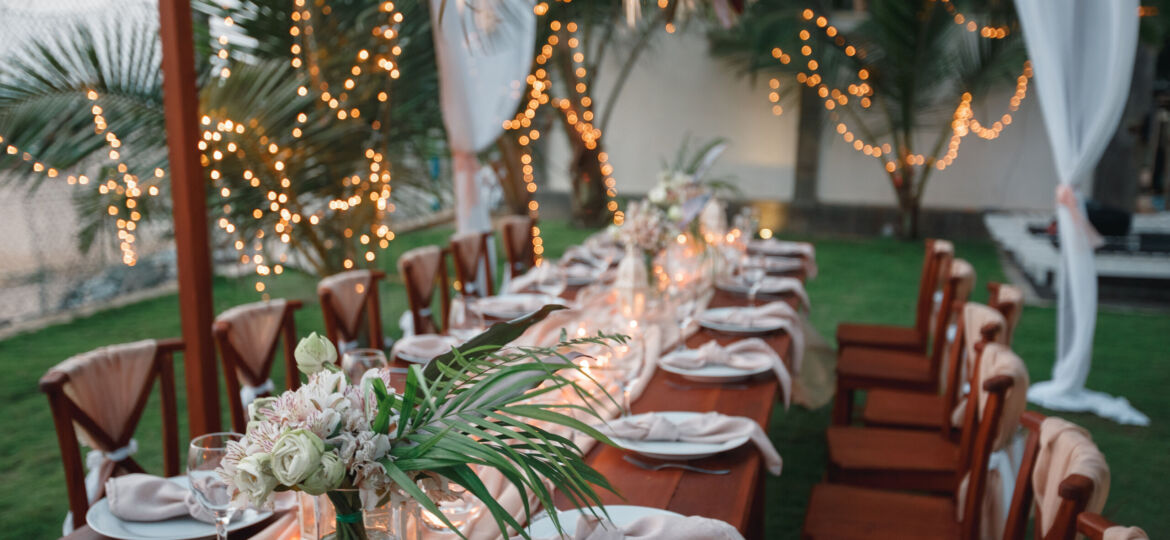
[598,412,782,475]
[746,240,817,278]
[698,303,805,374]
[528,513,744,540]
[105,474,219,523]
[662,340,792,408]
[391,334,460,362]
[719,276,810,310]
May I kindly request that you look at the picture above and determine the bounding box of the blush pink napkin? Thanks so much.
[662,339,792,409]
[698,302,804,373]
[476,294,558,319]
[105,474,218,523]
[598,412,782,475]
[719,276,810,310]
[528,513,744,540]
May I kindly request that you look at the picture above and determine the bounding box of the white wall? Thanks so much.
[543,24,1060,212]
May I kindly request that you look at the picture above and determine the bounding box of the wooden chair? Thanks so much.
[860,302,1007,433]
[40,338,184,531]
[832,257,974,425]
[449,230,495,298]
[317,269,386,350]
[213,299,303,433]
[397,245,451,336]
[988,282,1023,345]
[499,214,537,278]
[1003,412,1110,540]
[835,239,953,353]
[825,326,1015,493]
[803,361,1017,539]
[1077,513,1148,540]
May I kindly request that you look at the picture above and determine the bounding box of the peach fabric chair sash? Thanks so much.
[1033,417,1110,537]
[499,215,535,276]
[1103,526,1149,540]
[398,246,444,333]
[932,257,974,341]
[216,299,288,403]
[450,231,492,297]
[991,283,1024,345]
[318,270,377,338]
[950,303,1007,427]
[955,343,1028,540]
[48,340,158,521]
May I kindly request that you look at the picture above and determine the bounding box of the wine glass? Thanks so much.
[341,348,387,384]
[592,341,645,417]
[188,432,243,540]
[743,266,767,307]
[534,262,567,299]
[447,296,484,341]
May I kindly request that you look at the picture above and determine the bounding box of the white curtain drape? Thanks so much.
[1014,0,1149,425]
[429,0,535,234]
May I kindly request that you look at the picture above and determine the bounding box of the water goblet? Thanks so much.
[188,432,244,540]
[534,262,567,299]
[341,348,388,384]
[743,267,767,307]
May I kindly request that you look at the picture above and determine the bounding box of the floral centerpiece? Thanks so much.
[219,308,624,540]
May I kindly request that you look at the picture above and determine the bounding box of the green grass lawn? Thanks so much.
[2,226,1166,537]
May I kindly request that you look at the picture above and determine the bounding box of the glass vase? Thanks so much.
[299,489,398,540]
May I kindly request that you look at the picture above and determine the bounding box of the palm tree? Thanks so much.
[0,0,446,278]
[710,0,1026,237]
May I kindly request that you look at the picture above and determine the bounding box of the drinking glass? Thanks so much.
[743,266,767,307]
[534,262,567,298]
[592,341,644,417]
[188,432,244,540]
[342,348,388,384]
[447,296,485,341]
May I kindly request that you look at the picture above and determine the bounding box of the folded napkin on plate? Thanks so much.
[505,268,542,294]
[720,276,810,310]
[598,412,782,475]
[392,334,459,361]
[105,474,218,523]
[747,241,817,278]
[528,513,744,540]
[698,302,804,374]
[662,340,792,408]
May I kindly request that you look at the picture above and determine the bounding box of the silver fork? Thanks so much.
[623,455,730,475]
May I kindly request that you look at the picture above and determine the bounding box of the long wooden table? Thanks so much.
[552,287,797,539]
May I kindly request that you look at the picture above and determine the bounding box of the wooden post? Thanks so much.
[159,0,221,435]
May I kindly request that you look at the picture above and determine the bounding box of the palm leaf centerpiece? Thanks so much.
[220,306,625,539]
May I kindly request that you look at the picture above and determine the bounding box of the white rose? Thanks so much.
[234,453,278,505]
[270,429,325,485]
[647,185,667,205]
[295,332,337,375]
[300,451,346,495]
[668,205,683,222]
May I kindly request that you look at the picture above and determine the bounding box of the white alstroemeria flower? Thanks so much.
[668,205,683,222]
[647,184,668,205]
[294,332,337,375]
[270,429,325,485]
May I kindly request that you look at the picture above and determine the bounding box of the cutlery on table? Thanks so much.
[623,455,730,475]
[665,380,749,391]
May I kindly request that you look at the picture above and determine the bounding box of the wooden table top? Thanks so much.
[551,287,797,538]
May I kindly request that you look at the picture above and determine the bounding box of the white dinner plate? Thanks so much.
[747,239,810,257]
[697,308,786,335]
[715,279,790,296]
[86,476,272,540]
[608,411,750,461]
[659,350,771,383]
[395,334,461,364]
[526,505,683,538]
[474,293,563,320]
[755,257,804,274]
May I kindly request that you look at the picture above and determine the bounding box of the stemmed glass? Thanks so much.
[743,265,767,307]
[341,348,388,384]
[592,340,645,417]
[447,296,484,341]
[188,432,243,540]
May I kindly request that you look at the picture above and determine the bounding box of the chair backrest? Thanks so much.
[317,269,386,349]
[449,231,495,298]
[987,282,1024,346]
[397,246,450,335]
[499,215,536,277]
[947,343,1022,540]
[39,338,184,530]
[925,257,974,383]
[1003,412,1111,540]
[944,302,1008,436]
[914,239,954,343]
[213,299,303,432]
[1076,513,1148,540]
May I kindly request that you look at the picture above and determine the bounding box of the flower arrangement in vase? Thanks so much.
[218,307,625,539]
